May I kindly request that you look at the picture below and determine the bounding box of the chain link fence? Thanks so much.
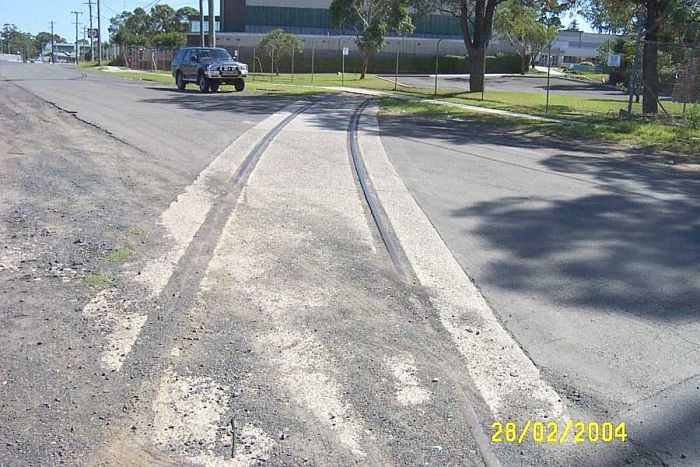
[111,40,699,129]
[112,43,523,76]
[623,39,700,124]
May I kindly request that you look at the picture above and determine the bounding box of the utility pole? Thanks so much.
[50,20,55,64]
[199,0,204,47]
[85,0,94,61]
[208,0,215,48]
[71,11,83,64]
[97,0,102,65]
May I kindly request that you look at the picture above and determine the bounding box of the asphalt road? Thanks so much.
[1,62,696,466]
[381,74,630,99]
[1,63,494,465]
[380,114,700,465]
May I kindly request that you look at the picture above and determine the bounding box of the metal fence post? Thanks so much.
[434,39,443,96]
[311,40,315,85]
[546,44,552,112]
[394,39,400,91]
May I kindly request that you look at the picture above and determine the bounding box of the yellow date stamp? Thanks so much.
[490,420,627,445]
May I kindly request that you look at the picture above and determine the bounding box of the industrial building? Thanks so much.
[187,1,618,72]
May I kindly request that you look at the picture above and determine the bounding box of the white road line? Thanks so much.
[80,105,304,372]
[386,355,431,406]
[358,103,565,420]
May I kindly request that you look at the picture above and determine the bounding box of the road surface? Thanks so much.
[380,114,700,466]
[0,62,697,466]
[380,74,629,100]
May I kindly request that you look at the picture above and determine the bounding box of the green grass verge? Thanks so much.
[106,244,134,262]
[83,272,113,290]
[381,98,700,155]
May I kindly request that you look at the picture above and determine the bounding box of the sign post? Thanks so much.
[546,43,552,113]
[342,46,349,86]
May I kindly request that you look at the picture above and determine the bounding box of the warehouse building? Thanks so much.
[187,1,617,73]
[189,0,493,60]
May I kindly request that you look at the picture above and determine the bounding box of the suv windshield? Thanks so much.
[197,48,231,60]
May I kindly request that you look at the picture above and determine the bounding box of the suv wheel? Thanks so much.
[234,79,245,92]
[198,73,210,93]
[176,71,186,91]
[209,82,220,93]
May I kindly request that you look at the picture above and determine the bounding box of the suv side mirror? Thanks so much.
[191,55,198,62]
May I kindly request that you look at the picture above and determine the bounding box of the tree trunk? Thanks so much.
[642,37,658,113]
[468,46,486,93]
[521,53,527,75]
[360,48,370,80]
[642,0,665,114]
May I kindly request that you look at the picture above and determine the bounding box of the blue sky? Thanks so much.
[1,1,590,45]
[0,0,211,43]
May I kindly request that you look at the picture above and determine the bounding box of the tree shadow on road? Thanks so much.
[379,115,700,321]
[138,86,307,115]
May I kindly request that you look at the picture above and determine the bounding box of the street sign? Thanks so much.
[88,28,98,39]
[607,54,621,67]
[342,47,349,56]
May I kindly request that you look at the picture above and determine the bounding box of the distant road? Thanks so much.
[381,73,629,99]
[0,54,22,62]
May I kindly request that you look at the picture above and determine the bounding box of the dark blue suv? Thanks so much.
[171,47,248,93]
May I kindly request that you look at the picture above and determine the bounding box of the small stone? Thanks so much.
[432,378,439,383]
[431,445,443,452]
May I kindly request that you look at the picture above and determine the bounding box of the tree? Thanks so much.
[153,31,187,48]
[176,7,200,32]
[1,24,37,59]
[108,3,194,50]
[258,29,303,75]
[415,1,573,91]
[495,0,559,73]
[34,31,66,53]
[330,0,414,79]
[413,1,508,92]
[581,0,678,114]
[581,0,635,32]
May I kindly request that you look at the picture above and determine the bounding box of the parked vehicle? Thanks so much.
[171,47,248,93]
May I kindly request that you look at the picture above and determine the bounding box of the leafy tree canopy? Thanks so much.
[495,0,559,73]
[330,0,414,79]
[109,3,195,47]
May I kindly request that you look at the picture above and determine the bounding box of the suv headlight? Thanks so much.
[239,64,248,72]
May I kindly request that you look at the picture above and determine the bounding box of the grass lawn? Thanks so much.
[561,70,610,84]
[381,98,700,156]
[86,66,699,154]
